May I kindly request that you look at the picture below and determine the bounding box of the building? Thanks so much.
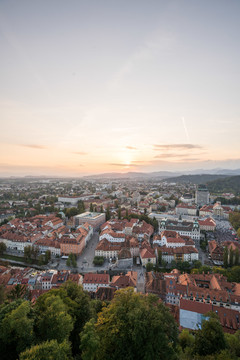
[83,273,110,292]
[180,299,240,333]
[176,203,197,216]
[198,217,216,231]
[95,238,122,259]
[58,196,84,206]
[74,212,106,230]
[156,245,199,264]
[195,184,210,206]
[111,271,137,290]
[140,247,156,266]
[199,203,232,220]
[159,218,200,244]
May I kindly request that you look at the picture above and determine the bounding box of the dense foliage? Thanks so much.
[0,282,240,359]
[207,175,240,196]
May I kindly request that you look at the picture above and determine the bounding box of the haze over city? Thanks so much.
[1,0,240,176]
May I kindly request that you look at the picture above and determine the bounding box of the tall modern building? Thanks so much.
[195,185,210,206]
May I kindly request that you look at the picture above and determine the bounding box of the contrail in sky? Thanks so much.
[181,116,190,141]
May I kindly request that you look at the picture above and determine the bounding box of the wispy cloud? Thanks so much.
[108,163,141,167]
[154,153,189,159]
[153,144,203,150]
[126,146,137,150]
[72,151,88,155]
[20,144,47,149]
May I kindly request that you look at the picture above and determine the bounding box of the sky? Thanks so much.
[0,0,240,176]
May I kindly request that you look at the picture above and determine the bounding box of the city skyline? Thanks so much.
[1,1,240,176]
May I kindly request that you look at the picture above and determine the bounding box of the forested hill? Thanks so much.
[207,175,240,195]
[163,174,228,184]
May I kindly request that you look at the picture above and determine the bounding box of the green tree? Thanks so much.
[72,255,77,268]
[106,207,111,221]
[117,207,121,220]
[193,313,226,356]
[100,205,103,213]
[235,248,239,266]
[24,245,33,263]
[81,319,100,360]
[223,247,228,268]
[146,262,154,271]
[61,281,92,356]
[0,242,6,254]
[38,254,45,265]
[93,256,104,266]
[80,288,178,360]
[0,284,5,304]
[179,328,195,353]
[44,250,51,264]
[66,257,71,267]
[0,300,34,360]
[8,284,28,301]
[225,330,240,359]
[65,207,78,218]
[192,260,202,269]
[229,246,234,267]
[78,200,85,214]
[35,294,73,343]
[158,249,162,265]
[90,203,94,212]
[226,266,240,282]
[19,339,73,360]
[237,227,240,239]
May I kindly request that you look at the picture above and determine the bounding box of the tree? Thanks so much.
[81,319,100,360]
[235,248,239,266]
[90,203,94,212]
[24,245,32,263]
[66,257,71,267]
[146,262,154,271]
[158,249,162,265]
[0,300,34,360]
[32,246,39,260]
[44,250,51,264]
[61,281,92,356]
[93,256,104,266]
[0,284,5,304]
[0,242,6,254]
[226,266,240,282]
[223,247,228,268]
[193,313,226,356]
[38,254,45,266]
[35,294,73,344]
[100,205,103,213]
[8,284,28,301]
[106,207,111,221]
[229,246,234,267]
[179,328,194,352]
[192,260,202,269]
[80,288,179,360]
[117,207,121,220]
[65,207,78,218]
[72,255,77,268]
[19,339,73,360]
[225,330,240,359]
[237,227,240,239]
[78,200,85,214]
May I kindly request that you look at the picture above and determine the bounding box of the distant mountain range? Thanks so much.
[163,174,229,184]
[82,168,240,180]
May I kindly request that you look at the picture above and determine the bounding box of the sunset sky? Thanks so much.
[1,0,240,176]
